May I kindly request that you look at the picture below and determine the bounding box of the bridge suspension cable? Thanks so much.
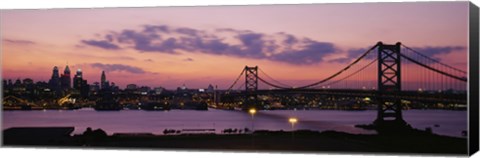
[258,68,292,88]
[292,43,379,89]
[314,58,378,89]
[402,44,467,74]
[257,75,291,89]
[399,51,467,82]
[226,68,246,92]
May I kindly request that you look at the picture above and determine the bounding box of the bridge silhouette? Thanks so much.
[223,42,467,127]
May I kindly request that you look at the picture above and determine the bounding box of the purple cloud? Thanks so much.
[91,63,145,74]
[117,29,181,53]
[272,41,336,65]
[82,24,466,66]
[81,24,340,65]
[143,25,170,33]
[82,40,120,50]
[175,27,200,36]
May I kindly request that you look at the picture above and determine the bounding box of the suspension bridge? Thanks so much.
[222,42,467,127]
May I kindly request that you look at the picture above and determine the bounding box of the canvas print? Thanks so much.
[1,1,476,155]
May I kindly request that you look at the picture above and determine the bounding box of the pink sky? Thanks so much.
[1,2,469,89]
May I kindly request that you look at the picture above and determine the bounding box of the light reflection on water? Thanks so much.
[2,109,467,137]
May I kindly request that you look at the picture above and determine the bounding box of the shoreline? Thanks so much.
[3,127,468,155]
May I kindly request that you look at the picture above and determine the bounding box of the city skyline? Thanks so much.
[1,2,469,89]
[2,65,212,90]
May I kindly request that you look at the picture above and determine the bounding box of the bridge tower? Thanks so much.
[244,66,259,110]
[375,42,407,127]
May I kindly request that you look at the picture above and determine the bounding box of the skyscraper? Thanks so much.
[100,71,112,89]
[100,71,107,89]
[60,65,71,90]
[49,66,61,96]
[73,68,89,98]
[73,69,83,90]
[76,68,82,78]
[51,66,60,80]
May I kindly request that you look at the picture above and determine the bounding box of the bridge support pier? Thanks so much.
[374,42,408,129]
[244,66,259,110]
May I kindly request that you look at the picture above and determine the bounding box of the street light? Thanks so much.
[249,108,256,133]
[248,108,257,148]
[249,108,257,115]
[289,117,298,130]
[289,117,298,141]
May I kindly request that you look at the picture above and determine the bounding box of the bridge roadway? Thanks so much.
[226,89,467,105]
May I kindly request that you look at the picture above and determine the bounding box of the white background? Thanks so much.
[0,0,479,158]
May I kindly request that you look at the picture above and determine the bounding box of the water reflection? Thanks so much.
[2,109,466,137]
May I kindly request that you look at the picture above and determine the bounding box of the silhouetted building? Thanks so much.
[80,80,89,98]
[90,82,100,95]
[3,79,13,94]
[2,80,8,93]
[177,84,188,92]
[110,82,118,90]
[206,84,215,93]
[99,71,113,90]
[73,69,89,98]
[73,69,82,90]
[12,78,26,95]
[23,78,34,85]
[60,65,71,91]
[126,84,137,90]
[8,79,13,87]
[103,81,110,90]
[35,81,54,97]
[154,87,164,95]
[14,78,21,86]
[48,66,61,96]
[139,86,151,95]
[23,78,34,97]
[101,71,107,89]
[75,68,82,78]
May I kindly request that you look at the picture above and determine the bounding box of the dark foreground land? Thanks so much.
[3,127,467,155]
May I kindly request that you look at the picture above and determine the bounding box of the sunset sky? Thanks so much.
[1,2,469,89]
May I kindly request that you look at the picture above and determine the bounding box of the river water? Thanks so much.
[2,109,467,137]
